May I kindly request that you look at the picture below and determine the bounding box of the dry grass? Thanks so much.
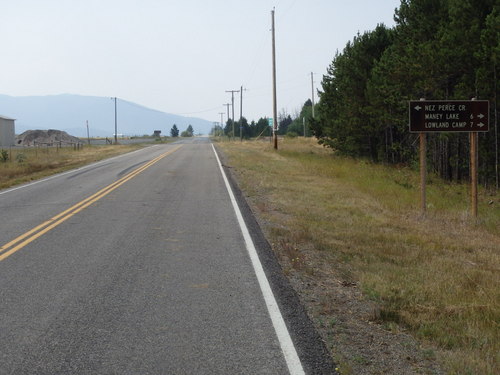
[0,144,144,189]
[217,137,499,375]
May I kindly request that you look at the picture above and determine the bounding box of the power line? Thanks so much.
[174,105,223,116]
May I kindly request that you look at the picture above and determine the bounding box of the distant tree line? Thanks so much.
[311,0,498,188]
[212,99,316,139]
[212,117,270,139]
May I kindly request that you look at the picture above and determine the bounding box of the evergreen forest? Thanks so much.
[312,0,499,188]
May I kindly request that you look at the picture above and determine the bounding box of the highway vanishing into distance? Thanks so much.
[0,138,335,374]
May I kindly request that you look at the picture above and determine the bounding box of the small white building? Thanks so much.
[0,115,15,147]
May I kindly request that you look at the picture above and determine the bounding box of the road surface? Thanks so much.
[0,138,334,374]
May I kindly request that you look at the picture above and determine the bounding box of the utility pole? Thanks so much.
[311,72,315,119]
[111,97,118,144]
[86,120,90,145]
[271,8,278,150]
[223,103,231,137]
[218,112,225,136]
[226,90,240,140]
[240,85,244,141]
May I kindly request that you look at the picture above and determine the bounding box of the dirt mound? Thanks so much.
[16,129,81,146]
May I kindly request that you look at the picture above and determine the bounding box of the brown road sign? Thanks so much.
[409,100,489,133]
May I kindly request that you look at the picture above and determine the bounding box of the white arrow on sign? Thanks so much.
[477,113,485,119]
[414,105,422,111]
[478,122,485,128]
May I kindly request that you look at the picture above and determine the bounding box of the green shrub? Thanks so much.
[16,153,26,163]
[0,149,9,162]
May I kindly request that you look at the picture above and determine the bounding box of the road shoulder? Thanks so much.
[214,144,337,375]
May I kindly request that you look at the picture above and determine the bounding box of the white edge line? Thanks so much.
[211,144,305,375]
[0,145,161,196]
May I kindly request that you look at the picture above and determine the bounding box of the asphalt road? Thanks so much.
[0,137,335,374]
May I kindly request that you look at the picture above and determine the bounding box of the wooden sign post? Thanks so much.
[420,132,427,214]
[470,132,478,217]
[409,100,489,217]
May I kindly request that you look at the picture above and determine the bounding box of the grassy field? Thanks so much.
[216,137,499,375]
[0,144,145,189]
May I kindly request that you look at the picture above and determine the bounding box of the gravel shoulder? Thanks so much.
[216,144,444,375]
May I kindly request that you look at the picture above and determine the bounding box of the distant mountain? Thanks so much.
[0,94,213,137]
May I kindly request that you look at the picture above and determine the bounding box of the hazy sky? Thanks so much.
[0,0,401,123]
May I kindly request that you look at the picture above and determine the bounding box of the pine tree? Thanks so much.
[170,124,179,137]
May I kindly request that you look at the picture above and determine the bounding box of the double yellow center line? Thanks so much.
[0,145,182,262]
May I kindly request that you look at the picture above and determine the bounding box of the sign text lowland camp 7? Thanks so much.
[409,100,489,133]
